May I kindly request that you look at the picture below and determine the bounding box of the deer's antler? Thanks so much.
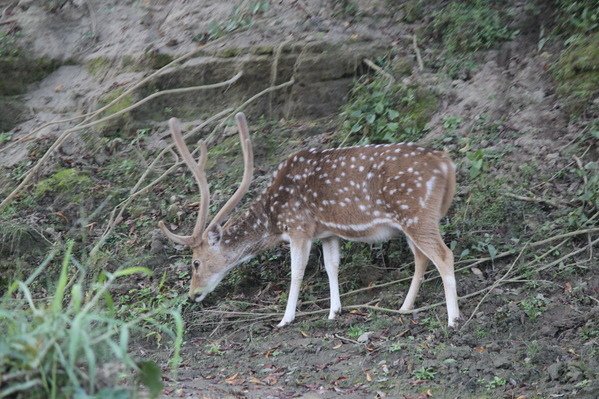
[159,118,210,245]
[203,112,254,236]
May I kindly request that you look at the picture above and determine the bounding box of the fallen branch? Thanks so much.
[363,58,395,85]
[503,192,563,208]
[412,35,424,71]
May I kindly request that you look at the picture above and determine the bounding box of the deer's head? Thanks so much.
[158,114,254,302]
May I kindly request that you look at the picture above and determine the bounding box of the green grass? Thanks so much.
[0,242,183,398]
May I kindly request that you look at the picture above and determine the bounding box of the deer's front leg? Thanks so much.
[278,237,312,327]
[322,237,341,319]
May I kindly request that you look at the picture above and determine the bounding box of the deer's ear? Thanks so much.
[207,225,222,247]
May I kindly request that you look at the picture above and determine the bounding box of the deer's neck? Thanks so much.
[220,200,278,263]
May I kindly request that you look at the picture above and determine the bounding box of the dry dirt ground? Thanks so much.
[0,1,597,398]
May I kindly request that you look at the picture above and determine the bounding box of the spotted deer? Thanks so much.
[159,113,460,327]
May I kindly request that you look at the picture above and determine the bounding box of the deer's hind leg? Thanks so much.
[403,224,460,327]
[322,237,341,319]
[399,237,429,312]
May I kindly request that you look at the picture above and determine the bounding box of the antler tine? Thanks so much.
[159,118,211,244]
[204,112,254,235]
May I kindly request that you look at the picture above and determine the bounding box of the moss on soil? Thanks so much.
[552,32,599,116]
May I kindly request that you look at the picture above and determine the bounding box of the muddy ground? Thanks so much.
[0,1,598,398]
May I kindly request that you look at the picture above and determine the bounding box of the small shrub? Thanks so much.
[551,32,599,116]
[339,75,437,145]
[413,366,435,380]
[430,1,515,55]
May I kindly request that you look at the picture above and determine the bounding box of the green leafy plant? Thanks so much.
[198,1,270,42]
[0,242,183,398]
[339,74,437,145]
[206,342,224,356]
[0,132,12,144]
[465,149,486,178]
[430,1,515,55]
[347,325,365,340]
[413,366,436,380]
[519,295,548,321]
[388,342,403,352]
[485,375,507,390]
[443,115,462,132]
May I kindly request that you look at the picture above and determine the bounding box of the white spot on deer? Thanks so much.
[407,167,414,173]
[359,204,367,211]
[376,199,383,205]
[367,172,374,179]
[407,188,413,193]
[341,172,346,177]
[344,198,351,203]
[341,161,346,167]
[373,210,381,216]
[340,202,347,207]
[325,179,331,184]
[401,204,409,210]
[389,189,397,195]
[299,157,305,162]
[440,163,448,175]
[312,192,318,198]
[394,148,401,153]
[354,197,360,202]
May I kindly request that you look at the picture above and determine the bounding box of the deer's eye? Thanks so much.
[192,260,201,269]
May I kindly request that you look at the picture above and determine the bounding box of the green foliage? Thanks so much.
[339,75,437,145]
[566,157,599,227]
[86,57,111,79]
[430,1,515,55]
[553,0,599,37]
[519,295,548,321]
[413,366,436,380]
[333,0,359,18]
[99,89,134,115]
[347,325,365,340]
[0,31,19,58]
[483,376,507,390]
[0,132,12,143]
[465,149,487,178]
[0,242,183,398]
[205,342,224,356]
[196,1,270,42]
[551,32,599,116]
[35,168,93,200]
[401,0,424,23]
[442,115,462,132]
